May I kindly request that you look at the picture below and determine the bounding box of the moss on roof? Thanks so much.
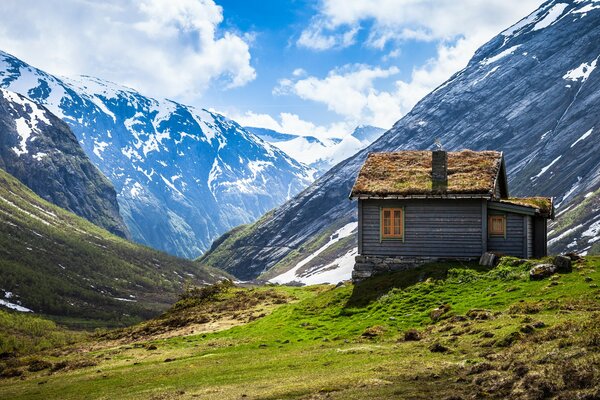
[350,150,503,197]
[501,197,554,218]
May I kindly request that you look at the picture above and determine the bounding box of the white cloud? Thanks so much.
[275,65,399,121]
[230,111,352,139]
[283,0,545,128]
[297,17,359,50]
[302,0,544,50]
[0,0,256,101]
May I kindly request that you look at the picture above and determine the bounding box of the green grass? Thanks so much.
[1,256,599,399]
[0,167,225,327]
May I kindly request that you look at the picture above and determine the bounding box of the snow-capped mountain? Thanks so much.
[245,125,385,175]
[0,87,128,237]
[200,0,600,280]
[0,51,313,258]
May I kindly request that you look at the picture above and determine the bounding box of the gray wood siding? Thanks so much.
[533,217,548,258]
[360,199,484,257]
[487,212,526,257]
[527,216,533,258]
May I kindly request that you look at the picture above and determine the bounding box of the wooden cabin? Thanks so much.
[349,150,554,279]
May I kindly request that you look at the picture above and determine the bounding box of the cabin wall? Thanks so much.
[360,199,484,258]
[533,217,548,258]
[487,211,526,258]
[527,216,533,258]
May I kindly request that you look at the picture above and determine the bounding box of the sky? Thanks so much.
[0,0,545,139]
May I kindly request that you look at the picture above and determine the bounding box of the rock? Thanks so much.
[430,304,452,322]
[403,329,422,341]
[361,325,386,338]
[553,255,572,273]
[479,252,498,267]
[429,343,449,353]
[564,252,583,262]
[466,309,493,320]
[529,264,557,280]
[520,324,535,334]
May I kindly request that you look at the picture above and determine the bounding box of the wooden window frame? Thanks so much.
[380,207,404,241]
[488,214,506,238]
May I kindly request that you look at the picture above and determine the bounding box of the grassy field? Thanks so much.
[1,256,599,399]
[0,167,225,328]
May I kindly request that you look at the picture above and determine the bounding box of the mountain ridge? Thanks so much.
[0,52,313,258]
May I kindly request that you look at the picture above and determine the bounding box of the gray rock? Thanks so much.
[529,264,557,280]
[479,252,498,267]
[553,255,572,273]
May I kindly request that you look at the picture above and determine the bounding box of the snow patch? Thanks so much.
[563,57,598,82]
[93,140,110,159]
[0,299,32,312]
[531,155,562,180]
[582,219,600,244]
[570,128,594,147]
[548,224,584,245]
[270,222,358,284]
[532,3,569,31]
[481,45,521,66]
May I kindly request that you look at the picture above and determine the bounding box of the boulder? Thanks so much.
[564,252,583,262]
[553,255,572,272]
[529,264,557,280]
[479,252,498,267]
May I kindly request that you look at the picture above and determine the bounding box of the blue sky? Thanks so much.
[0,0,544,138]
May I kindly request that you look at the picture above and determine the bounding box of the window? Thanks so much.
[381,207,404,240]
[488,215,506,237]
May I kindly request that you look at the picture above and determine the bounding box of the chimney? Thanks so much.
[432,150,448,192]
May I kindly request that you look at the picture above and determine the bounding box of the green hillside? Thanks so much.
[1,256,598,399]
[0,167,224,328]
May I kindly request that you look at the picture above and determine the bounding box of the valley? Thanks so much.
[1,256,599,399]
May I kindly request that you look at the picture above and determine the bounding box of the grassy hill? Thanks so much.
[1,256,598,399]
[0,167,224,328]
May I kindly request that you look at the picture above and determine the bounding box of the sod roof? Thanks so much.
[350,150,503,198]
[500,197,554,218]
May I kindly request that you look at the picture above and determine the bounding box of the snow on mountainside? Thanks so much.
[0,87,128,237]
[0,52,313,258]
[200,0,600,281]
[246,125,385,175]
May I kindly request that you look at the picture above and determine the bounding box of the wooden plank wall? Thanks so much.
[360,199,484,257]
[487,212,526,257]
[527,216,533,258]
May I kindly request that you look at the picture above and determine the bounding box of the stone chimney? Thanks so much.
[432,150,448,192]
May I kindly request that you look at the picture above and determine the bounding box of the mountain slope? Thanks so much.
[200,0,600,280]
[246,125,385,175]
[0,167,223,327]
[0,88,128,237]
[0,53,313,258]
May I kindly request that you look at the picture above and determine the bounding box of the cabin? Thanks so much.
[349,150,554,280]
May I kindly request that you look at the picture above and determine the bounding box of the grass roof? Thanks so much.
[350,150,503,197]
[501,197,554,218]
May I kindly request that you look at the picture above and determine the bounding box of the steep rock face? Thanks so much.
[200,0,600,279]
[0,88,128,237]
[0,54,313,258]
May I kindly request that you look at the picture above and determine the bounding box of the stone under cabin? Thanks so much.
[349,150,554,280]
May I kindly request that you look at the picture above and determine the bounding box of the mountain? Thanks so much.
[0,88,128,237]
[199,0,600,281]
[245,125,385,175]
[0,52,313,258]
[0,166,224,327]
